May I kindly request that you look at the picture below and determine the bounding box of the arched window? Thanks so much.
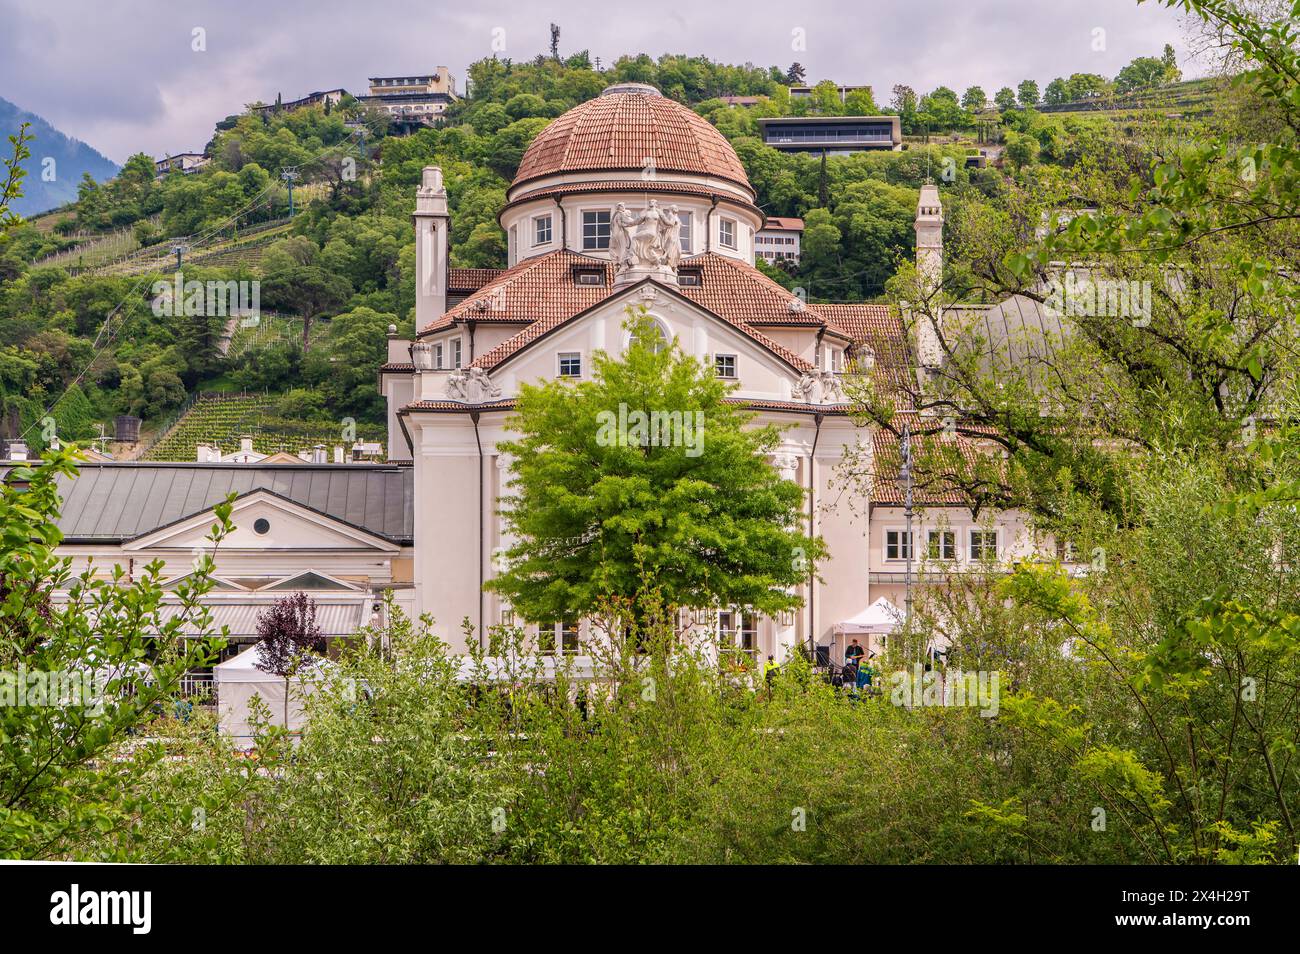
[628,318,670,354]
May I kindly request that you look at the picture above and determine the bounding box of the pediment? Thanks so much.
[124,490,400,553]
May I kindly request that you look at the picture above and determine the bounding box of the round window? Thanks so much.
[253,518,270,535]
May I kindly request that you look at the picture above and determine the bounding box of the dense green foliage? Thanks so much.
[488,312,825,624]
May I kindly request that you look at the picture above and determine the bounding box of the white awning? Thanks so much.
[835,597,902,635]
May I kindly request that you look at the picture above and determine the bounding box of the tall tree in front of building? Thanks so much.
[0,450,231,860]
[488,311,825,639]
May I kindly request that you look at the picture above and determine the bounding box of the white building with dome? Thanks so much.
[14,82,1059,672]
[380,82,1053,662]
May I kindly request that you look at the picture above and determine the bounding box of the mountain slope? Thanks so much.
[1,96,120,217]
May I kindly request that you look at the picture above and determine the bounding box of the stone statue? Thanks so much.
[791,373,818,403]
[609,201,683,286]
[445,368,500,403]
[466,367,501,401]
[446,370,468,401]
[792,370,845,405]
[610,203,636,268]
[630,200,665,267]
[659,204,682,270]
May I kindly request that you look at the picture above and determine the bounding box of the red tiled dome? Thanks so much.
[512,84,753,196]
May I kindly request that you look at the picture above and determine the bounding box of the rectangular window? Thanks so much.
[714,354,737,378]
[718,610,757,652]
[719,217,736,250]
[538,620,580,654]
[582,210,611,250]
[679,216,692,255]
[433,343,443,369]
[558,352,582,378]
[886,530,913,561]
[560,620,579,654]
[533,214,552,246]
[927,529,956,560]
[451,338,462,369]
[970,530,998,561]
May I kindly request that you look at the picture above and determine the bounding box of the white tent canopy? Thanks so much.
[213,641,332,743]
[835,597,903,635]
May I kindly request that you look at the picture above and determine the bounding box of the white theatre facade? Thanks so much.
[381,82,1050,662]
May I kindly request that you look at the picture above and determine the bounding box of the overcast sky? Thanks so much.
[1,0,1199,164]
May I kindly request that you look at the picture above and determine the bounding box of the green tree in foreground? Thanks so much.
[0,449,230,860]
[488,310,826,628]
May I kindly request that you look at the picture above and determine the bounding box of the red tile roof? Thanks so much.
[812,302,896,342]
[512,88,753,196]
[683,254,825,327]
[423,251,613,334]
[433,251,819,373]
[761,217,805,232]
[449,267,503,291]
[870,423,998,505]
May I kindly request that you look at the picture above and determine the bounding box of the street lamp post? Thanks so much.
[901,424,914,647]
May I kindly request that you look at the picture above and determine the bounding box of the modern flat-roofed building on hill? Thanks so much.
[758,116,902,154]
[789,84,874,104]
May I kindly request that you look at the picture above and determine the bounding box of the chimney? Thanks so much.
[312,444,326,464]
[413,166,450,334]
[239,435,254,455]
[914,181,945,369]
[196,443,209,462]
[7,439,28,462]
[333,445,344,464]
[915,181,943,292]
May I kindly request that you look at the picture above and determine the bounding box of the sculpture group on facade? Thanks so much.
[446,367,502,403]
[610,200,683,273]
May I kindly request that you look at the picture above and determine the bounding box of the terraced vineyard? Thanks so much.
[225,311,330,359]
[142,392,386,461]
[98,217,295,277]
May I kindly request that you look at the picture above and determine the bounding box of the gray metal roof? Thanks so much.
[944,295,1069,389]
[155,600,367,637]
[14,463,414,544]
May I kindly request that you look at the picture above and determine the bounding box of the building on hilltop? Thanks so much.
[251,89,349,117]
[789,83,874,104]
[758,115,902,154]
[154,153,210,176]
[356,68,459,133]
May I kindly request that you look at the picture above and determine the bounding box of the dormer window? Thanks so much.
[678,268,702,286]
[573,266,606,286]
